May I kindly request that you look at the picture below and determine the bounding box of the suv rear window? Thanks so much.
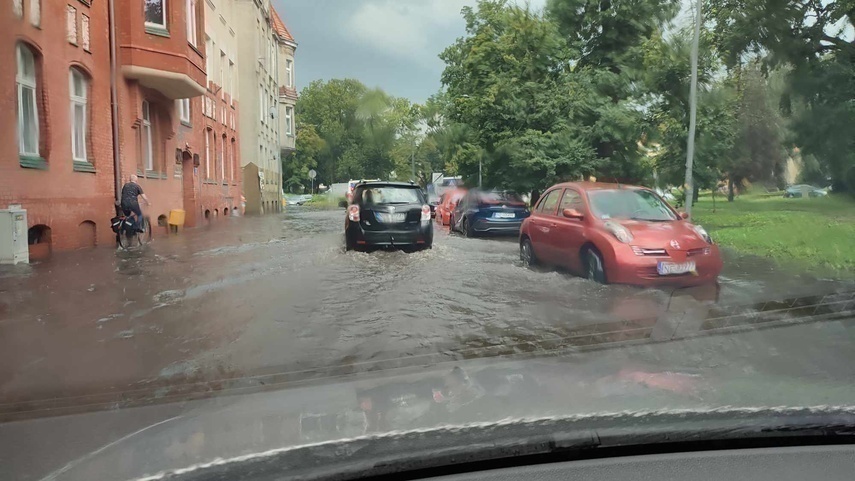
[359,186,423,205]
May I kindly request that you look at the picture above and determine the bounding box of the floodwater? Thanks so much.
[0,207,851,420]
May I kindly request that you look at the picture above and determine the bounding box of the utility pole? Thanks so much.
[478,156,482,189]
[683,0,702,220]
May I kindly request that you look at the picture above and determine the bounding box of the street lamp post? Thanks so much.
[683,0,702,220]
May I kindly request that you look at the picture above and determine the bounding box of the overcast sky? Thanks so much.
[272,0,549,104]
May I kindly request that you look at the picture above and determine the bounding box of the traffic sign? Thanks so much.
[308,169,317,179]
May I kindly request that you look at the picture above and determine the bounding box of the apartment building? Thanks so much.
[3,0,281,256]
[201,0,242,220]
[2,0,115,254]
[273,9,297,162]
[233,0,286,214]
[116,0,241,228]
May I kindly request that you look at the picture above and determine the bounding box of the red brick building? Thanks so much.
[1,0,241,256]
[2,0,115,252]
[115,0,240,229]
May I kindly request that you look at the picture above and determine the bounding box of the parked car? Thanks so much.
[783,184,828,198]
[451,190,530,237]
[435,188,467,226]
[519,182,722,287]
[296,194,314,205]
[345,181,433,251]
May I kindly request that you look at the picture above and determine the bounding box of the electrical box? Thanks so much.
[0,207,29,265]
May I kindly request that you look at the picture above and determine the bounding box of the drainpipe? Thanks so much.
[108,0,122,202]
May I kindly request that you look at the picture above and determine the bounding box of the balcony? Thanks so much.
[122,65,205,99]
[117,0,206,99]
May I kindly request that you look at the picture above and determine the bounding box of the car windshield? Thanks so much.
[361,187,421,205]
[4,0,855,479]
[588,189,678,221]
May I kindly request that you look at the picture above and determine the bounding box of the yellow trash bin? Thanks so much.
[168,209,186,227]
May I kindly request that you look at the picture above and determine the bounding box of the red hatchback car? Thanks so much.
[435,188,467,226]
[519,182,722,287]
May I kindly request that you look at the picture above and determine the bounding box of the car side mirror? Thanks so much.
[563,208,584,220]
[679,211,689,220]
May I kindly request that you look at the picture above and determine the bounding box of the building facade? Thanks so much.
[2,0,116,254]
[2,0,270,256]
[233,0,286,214]
[115,0,241,229]
[272,9,297,163]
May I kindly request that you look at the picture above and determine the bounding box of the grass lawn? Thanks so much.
[692,192,855,276]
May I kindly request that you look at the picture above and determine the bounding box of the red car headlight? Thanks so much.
[692,224,713,244]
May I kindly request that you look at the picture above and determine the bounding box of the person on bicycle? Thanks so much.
[120,175,151,232]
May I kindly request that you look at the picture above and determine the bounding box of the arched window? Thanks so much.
[16,44,39,157]
[70,68,88,162]
[221,134,227,181]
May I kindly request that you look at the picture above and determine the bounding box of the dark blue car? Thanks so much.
[450,190,530,237]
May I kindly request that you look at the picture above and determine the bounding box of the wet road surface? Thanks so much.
[0,207,852,419]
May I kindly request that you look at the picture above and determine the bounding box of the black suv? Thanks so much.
[345,182,433,251]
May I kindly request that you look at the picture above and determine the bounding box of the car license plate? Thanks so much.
[657,261,696,275]
[376,213,406,223]
[494,212,515,219]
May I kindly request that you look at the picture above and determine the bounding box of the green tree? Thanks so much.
[641,29,737,201]
[282,123,323,193]
[440,1,599,192]
[296,79,420,185]
[707,0,855,191]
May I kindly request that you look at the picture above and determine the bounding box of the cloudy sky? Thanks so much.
[272,0,548,104]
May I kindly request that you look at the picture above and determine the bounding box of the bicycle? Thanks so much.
[113,212,152,250]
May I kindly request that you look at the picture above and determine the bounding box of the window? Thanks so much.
[285,106,293,135]
[558,190,583,213]
[205,37,213,82]
[145,0,167,29]
[185,0,197,46]
[177,98,190,124]
[219,51,226,94]
[228,60,235,98]
[69,69,88,162]
[259,87,265,123]
[205,128,211,179]
[16,44,39,157]
[221,135,226,180]
[285,59,293,88]
[67,5,78,45]
[81,14,91,51]
[536,189,560,215]
[29,0,40,27]
[141,101,154,171]
[231,139,236,181]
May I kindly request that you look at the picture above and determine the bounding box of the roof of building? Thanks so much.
[270,7,296,45]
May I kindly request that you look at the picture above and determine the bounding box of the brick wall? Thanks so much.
[1,0,116,251]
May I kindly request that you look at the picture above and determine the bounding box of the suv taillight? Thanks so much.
[421,205,431,221]
[348,204,360,222]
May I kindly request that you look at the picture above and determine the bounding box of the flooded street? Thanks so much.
[1,207,852,420]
